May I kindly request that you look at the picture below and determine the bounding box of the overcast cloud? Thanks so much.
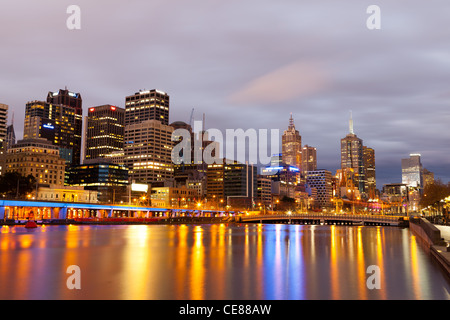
[1,0,449,188]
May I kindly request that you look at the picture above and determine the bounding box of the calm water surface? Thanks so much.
[0,223,449,300]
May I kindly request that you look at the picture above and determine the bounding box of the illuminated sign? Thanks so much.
[89,108,95,112]
[131,183,148,192]
[43,123,55,130]
[110,106,116,111]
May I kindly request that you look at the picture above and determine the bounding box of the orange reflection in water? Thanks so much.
[329,225,340,299]
[174,224,189,299]
[375,227,387,299]
[409,235,422,299]
[356,226,367,300]
[122,226,152,299]
[190,225,205,300]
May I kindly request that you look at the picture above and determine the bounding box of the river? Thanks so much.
[0,223,449,300]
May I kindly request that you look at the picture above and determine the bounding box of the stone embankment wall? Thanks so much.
[409,217,450,277]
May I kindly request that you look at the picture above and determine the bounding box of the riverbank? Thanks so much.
[409,217,450,278]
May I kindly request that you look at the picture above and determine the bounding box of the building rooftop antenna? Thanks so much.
[349,110,354,134]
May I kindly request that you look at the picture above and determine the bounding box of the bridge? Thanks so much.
[239,213,407,226]
[0,199,233,222]
[0,199,408,227]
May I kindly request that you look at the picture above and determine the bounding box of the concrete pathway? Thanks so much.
[435,225,450,242]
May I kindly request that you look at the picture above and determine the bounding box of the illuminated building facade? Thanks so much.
[363,146,376,199]
[301,145,317,172]
[340,113,365,193]
[0,103,7,149]
[282,113,302,169]
[23,89,83,165]
[125,89,169,126]
[401,153,423,189]
[261,163,300,199]
[150,186,198,208]
[85,105,125,161]
[257,174,272,207]
[382,183,409,214]
[1,138,65,186]
[124,119,174,184]
[67,160,129,203]
[306,169,333,208]
[422,168,434,188]
[206,159,257,209]
[124,89,173,184]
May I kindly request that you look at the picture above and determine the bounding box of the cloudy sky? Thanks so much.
[1,0,450,188]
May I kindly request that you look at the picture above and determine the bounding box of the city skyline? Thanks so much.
[1,1,450,188]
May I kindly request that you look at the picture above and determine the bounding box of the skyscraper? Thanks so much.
[282,113,302,169]
[124,89,173,184]
[401,154,423,188]
[85,105,125,161]
[6,124,16,151]
[363,146,376,198]
[340,112,365,193]
[124,119,174,184]
[24,89,83,165]
[422,168,434,188]
[125,89,169,126]
[305,169,333,208]
[301,145,317,172]
[206,159,257,209]
[0,104,7,149]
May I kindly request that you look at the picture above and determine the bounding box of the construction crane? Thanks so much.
[189,108,194,127]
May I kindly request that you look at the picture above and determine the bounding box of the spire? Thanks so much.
[289,112,295,129]
[349,110,354,134]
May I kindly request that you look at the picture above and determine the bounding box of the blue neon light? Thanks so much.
[43,123,55,130]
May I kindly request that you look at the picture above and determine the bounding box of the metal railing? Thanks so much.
[241,213,402,223]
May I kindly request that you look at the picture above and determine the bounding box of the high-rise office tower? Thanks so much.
[124,89,173,184]
[301,145,317,172]
[422,168,434,188]
[305,169,333,208]
[47,89,83,164]
[6,124,16,151]
[23,89,83,165]
[340,112,365,193]
[282,113,302,169]
[363,146,376,198]
[401,153,423,188]
[125,89,169,126]
[206,159,257,208]
[0,104,7,149]
[124,119,174,184]
[85,105,125,161]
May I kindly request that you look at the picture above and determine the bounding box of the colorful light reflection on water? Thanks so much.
[0,223,449,300]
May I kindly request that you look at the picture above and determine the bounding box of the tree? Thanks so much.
[420,180,450,208]
[278,196,296,211]
[0,172,36,199]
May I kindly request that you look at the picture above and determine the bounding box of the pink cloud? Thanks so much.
[229,60,329,104]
